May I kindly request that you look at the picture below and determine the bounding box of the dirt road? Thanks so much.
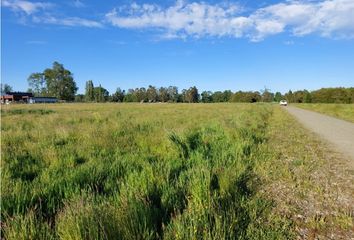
[284,106,354,168]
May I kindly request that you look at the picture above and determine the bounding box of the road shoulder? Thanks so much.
[261,106,354,239]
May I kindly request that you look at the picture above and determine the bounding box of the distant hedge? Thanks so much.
[76,86,354,104]
[284,87,354,104]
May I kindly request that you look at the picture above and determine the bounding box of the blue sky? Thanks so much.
[2,0,354,94]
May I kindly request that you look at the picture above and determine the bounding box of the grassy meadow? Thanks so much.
[1,103,353,239]
[294,103,354,123]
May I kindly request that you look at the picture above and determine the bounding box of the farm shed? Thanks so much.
[29,97,58,104]
[0,92,33,104]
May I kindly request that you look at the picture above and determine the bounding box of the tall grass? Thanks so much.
[294,103,354,123]
[1,103,294,239]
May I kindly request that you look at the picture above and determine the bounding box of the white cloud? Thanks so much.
[33,16,103,28]
[3,0,102,28]
[105,0,354,40]
[105,2,243,38]
[3,0,354,39]
[2,0,53,15]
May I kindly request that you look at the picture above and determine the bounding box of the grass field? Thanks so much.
[1,103,353,239]
[294,103,354,123]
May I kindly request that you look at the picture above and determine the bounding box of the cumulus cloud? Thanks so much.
[105,0,354,40]
[3,0,354,39]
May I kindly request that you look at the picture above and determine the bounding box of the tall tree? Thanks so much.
[124,89,138,102]
[43,62,78,101]
[28,73,46,96]
[201,91,212,103]
[261,87,274,102]
[94,84,109,102]
[75,94,85,102]
[112,88,125,102]
[159,87,169,102]
[85,80,94,102]
[167,86,179,102]
[230,91,261,103]
[146,85,158,102]
[285,90,294,103]
[135,87,147,102]
[0,84,13,95]
[222,90,232,102]
[274,92,282,102]
[212,91,223,102]
[186,86,199,103]
[304,90,312,103]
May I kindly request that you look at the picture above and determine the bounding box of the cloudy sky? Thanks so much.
[2,0,354,93]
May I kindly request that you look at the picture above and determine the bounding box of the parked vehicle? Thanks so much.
[279,100,288,106]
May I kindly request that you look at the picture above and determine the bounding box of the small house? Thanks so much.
[0,92,33,104]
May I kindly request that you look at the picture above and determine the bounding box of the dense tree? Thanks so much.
[0,83,13,95]
[85,80,95,102]
[274,92,283,102]
[167,86,179,102]
[284,90,294,103]
[348,88,354,103]
[291,90,311,103]
[136,88,147,102]
[27,73,46,96]
[311,88,353,103]
[146,85,158,102]
[304,91,312,103]
[94,85,109,102]
[201,91,213,103]
[222,90,233,102]
[159,87,169,102]
[112,88,125,102]
[185,86,199,103]
[230,91,261,103]
[180,89,187,102]
[211,90,232,102]
[261,87,274,102]
[211,91,223,102]
[61,80,354,104]
[75,94,85,102]
[124,89,138,102]
[41,62,78,100]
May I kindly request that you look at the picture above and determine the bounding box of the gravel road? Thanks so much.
[284,106,354,168]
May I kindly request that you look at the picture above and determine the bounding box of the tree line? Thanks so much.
[75,83,354,104]
[2,61,353,104]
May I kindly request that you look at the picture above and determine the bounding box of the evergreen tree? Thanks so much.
[85,80,94,102]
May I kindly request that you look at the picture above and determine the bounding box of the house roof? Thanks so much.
[31,97,57,99]
[5,92,33,97]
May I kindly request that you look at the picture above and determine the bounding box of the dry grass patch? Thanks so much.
[262,106,354,239]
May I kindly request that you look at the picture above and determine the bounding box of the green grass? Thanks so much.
[1,103,295,239]
[2,103,352,239]
[294,103,354,123]
[265,107,354,238]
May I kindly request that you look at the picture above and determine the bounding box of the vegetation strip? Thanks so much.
[294,103,354,123]
[2,104,294,239]
[2,103,353,239]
